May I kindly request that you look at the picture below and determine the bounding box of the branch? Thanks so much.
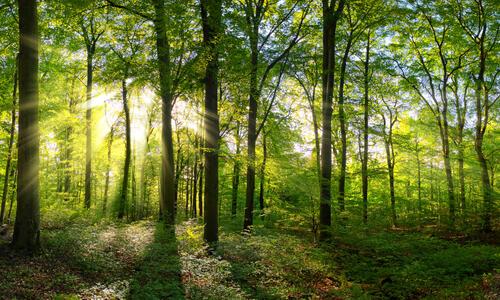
[257,3,308,96]
[105,0,153,20]
[256,58,287,139]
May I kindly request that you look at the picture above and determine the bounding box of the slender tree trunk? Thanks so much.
[192,159,197,218]
[12,0,40,252]
[63,125,72,200]
[440,100,455,226]
[201,0,221,242]
[231,122,241,217]
[103,126,114,214]
[362,33,370,224]
[174,128,182,215]
[382,111,397,227]
[385,139,396,227]
[1,56,18,224]
[185,164,190,218]
[198,162,203,217]
[337,34,352,213]
[475,30,492,232]
[320,0,345,240]
[244,26,259,230]
[7,169,17,224]
[84,49,93,209]
[416,139,422,222]
[131,150,137,220]
[118,79,131,219]
[153,0,175,224]
[258,133,267,212]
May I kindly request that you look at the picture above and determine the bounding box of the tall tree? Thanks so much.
[379,97,399,227]
[152,0,175,224]
[241,0,307,230]
[12,0,40,252]
[454,0,497,232]
[201,0,222,243]
[80,9,104,209]
[320,0,345,240]
[361,32,371,224]
[396,3,468,226]
[231,121,241,217]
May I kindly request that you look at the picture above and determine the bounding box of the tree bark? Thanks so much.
[362,33,370,224]
[103,126,114,214]
[84,49,93,209]
[243,22,259,230]
[416,138,422,222]
[152,0,175,224]
[118,78,131,219]
[258,132,267,212]
[320,0,345,240]
[381,102,397,227]
[337,33,353,213]
[231,123,241,218]
[201,0,221,243]
[12,0,40,252]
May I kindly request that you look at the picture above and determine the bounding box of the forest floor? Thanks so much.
[0,215,499,300]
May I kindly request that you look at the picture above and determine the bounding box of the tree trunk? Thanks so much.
[7,169,17,224]
[192,158,197,218]
[320,0,345,240]
[243,25,259,230]
[1,56,18,224]
[131,149,137,220]
[475,25,492,233]
[231,122,241,217]
[185,164,190,218]
[201,0,221,243]
[362,33,370,224]
[416,138,422,222]
[103,126,114,214]
[258,132,267,212]
[153,0,175,224]
[440,102,455,226]
[12,0,40,252]
[385,139,396,227]
[118,79,131,219]
[198,161,203,217]
[382,110,397,227]
[337,34,352,213]
[84,49,93,210]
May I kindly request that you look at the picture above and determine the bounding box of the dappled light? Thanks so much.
[0,0,498,299]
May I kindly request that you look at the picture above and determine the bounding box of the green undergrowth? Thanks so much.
[329,227,500,299]
[0,215,498,299]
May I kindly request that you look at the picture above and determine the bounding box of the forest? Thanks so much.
[0,0,498,299]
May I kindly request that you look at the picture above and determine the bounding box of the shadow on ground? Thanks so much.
[129,223,184,300]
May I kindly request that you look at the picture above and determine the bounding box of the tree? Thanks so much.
[80,6,105,210]
[395,2,469,226]
[454,0,498,232]
[231,121,242,217]
[201,0,222,243]
[12,0,40,252]
[241,0,307,230]
[361,32,371,224]
[320,0,345,240]
[378,96,400,227]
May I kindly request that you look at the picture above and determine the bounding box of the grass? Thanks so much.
[0,214,498,299]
